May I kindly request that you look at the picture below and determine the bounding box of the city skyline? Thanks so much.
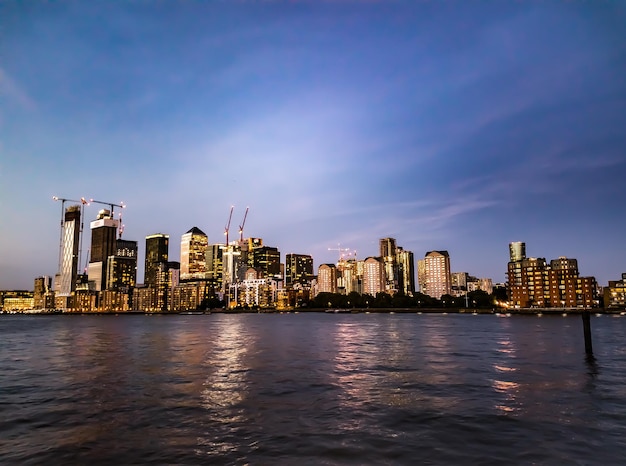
[2,2,625,289]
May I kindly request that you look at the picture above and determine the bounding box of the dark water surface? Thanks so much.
[2,313,626,465]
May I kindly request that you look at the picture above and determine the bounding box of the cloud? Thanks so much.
[0,68,36,111]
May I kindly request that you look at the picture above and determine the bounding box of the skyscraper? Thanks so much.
[145,233,169,286]
[380,237,398,293]
[363,257,385,296]
[88,209,119,291]
[107,239,138,292]
[317,264,338,294]
[57,205,82,296]
[417,251,451,299]
[509,242,526,262]
[285,254,313,288]
[180,227,208,280]
[396,247,415,295]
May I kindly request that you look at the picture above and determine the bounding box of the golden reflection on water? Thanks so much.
[492,335,519,414]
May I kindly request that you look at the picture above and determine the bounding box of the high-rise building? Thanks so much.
[380,238,398,293]
[107,239,138,292]
[57,205,82,296]
[417,251,451,299]
[206,243,224,288]
[180,227,208,280]
[248,246,281,278]
[363,257,385,296]
[88,209,119,291]
[509,242,526,262]
[144,234,169,286]
[285,254,314,288]
[507,246,596,308]
[34,276,52,309]
[317,264,338,294]
[396,247,415,295]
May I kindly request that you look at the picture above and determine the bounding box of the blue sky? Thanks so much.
[1,1,625,290]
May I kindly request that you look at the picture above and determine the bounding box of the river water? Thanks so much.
[2,312,626,465]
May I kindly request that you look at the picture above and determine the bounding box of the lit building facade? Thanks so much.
[363,257,385,296]
[106,239,138,292]
[417,251,451,299]
[180,227,208,280]
[144,233,169,286]
[285,254,314,289]
[604,273,626,308]
[507,243,597,308]
[380,238,398,293]
[317,264,338,294]
[396,247,415,295]
[88,209,119,291]
[57,205,82,297]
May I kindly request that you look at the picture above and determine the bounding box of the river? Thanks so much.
[2,313,626,464]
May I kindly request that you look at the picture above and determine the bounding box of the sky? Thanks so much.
[1,1,625,290]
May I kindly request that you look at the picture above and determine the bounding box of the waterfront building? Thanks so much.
[88,209,119,291]
[180,227,208,280]
[144,234,169,286]
[171,278,211,312]
[380,238,398,293]
[603,273,626,308]
[248,245,281,278]
[363,257,385,296]
[509,241,526,262]
[337,258,361,295]
[317,264,338,294]
[206,243,224,291]
[285,254,314,289]
[57,205,82,298]
[33,276,54,309]
[417,251,451,299]
[396,247,415,295]
[106,239,137,292]
[0,290,34,312]
[507,245,596,307]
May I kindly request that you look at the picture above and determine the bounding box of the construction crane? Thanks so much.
[224,205,234,245]
[238,206,249,242]
[89,198,125,216]
[88,198,126,238]
[52,196,89,273]
[328,245,350,262]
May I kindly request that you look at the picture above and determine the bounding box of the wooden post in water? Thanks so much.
[582,310,593,355]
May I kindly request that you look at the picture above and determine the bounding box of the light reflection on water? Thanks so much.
[2,313,626,464]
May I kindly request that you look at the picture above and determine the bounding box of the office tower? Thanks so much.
[107,239,138,292]
[88,209,119,291]
[285,254,314,288]
[180,227,208,280]
[417,251,451,299]
[396,247,415,295]
[156,261,180,311]
[248,245,281,278]
[380,237,398,293]
[145,234,169,286]
[34,276,52,309]
[317,264,338,294]
[57,205,82,296]
[206,243,224,288]
[509,242,526,262]
[363,257,385,296]
[380,238,397,258]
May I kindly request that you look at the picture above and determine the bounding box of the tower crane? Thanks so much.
[88,198,126,238]
[52,196,89,273]
[328,245,350,262]
[224,205,234,245]
[89,198,126,216]
[238,206,249,242]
